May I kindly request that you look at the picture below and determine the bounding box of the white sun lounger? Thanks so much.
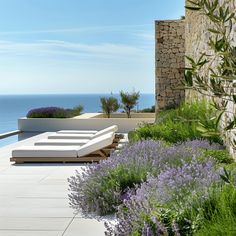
[48,125,118,140]
[11,132,115,164]
[34,138,90,146]
[57,130,97,134]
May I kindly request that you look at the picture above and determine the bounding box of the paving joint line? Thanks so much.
[61,212,78,236]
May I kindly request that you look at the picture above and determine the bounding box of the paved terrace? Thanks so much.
[0,133,107,236]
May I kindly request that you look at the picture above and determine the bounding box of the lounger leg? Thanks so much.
[15,161,24,164]
[96,150,107,157]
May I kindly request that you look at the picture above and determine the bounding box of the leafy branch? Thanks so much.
[185,0,236,147]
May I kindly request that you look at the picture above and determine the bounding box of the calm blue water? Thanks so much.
[0,94,154,147]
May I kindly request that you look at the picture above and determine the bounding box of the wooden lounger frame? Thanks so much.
[10,139,120,164]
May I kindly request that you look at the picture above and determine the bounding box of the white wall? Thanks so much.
[19,115,155,133]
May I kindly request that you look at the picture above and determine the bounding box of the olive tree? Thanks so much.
[120,90,140,118]
[100,96,119,118]
[185,0,236,144]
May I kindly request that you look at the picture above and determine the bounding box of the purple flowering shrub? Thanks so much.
[69,141,166,216]
[27,105,83,118]
[105,157,222,235]
[68,140,223,216]
[27,107,68,118]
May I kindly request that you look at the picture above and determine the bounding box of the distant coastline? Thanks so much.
[0,93,154,132]
[0,93,154,147]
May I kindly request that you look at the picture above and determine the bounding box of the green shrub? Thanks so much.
[202,149,233,164]
[105,151,224,235]
[193,184,236,236]
[69,140,219,216]
[132,121,199,144]
[225,163,236,171]
[100,96,119,118]
[169,168,236,235]
[120,90,140,118]
[131,100,223,144]
[138,105,155,113]
[68,105,84,117]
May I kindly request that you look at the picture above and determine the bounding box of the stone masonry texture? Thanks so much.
[155,1,236,158]
[184,0,236,158]
[155,20,185,110]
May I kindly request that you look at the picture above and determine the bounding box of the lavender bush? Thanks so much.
[69,141,166,216]
[68,140,223,216]
[106,157,222,235]
[27,107,68,118]
[27,105,83,118]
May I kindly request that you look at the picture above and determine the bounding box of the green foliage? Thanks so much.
[193,184,236,235]
[130,100,223,144]
[225,162,236,172]
[138,105,155,113]
[133,121,199,144]
[120,90,140,118]
[202,149,233,164]
[68,105,84,117]
[69,139,225,217]
[128,130,139,143]
[100,96,119,118]
[169,167,236,236]
[185,0,236,142]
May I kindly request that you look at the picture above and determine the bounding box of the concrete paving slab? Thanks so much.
[9,197,69,209]
[0,183,36,197]
[39,179,70,185]
[0,165,58,175]
[0,174,46,183]
[0,131,125,235]
[0,167,10,173]
[63,218,106,236]
[0,230,63,236]
[16,184,69,198]
[0,217,71,231]
[43,166,85,180]
[0,206,76,218]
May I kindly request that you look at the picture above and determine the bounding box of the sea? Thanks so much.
[0,94,154,147]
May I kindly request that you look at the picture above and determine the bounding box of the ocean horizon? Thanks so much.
[0,93,154,147]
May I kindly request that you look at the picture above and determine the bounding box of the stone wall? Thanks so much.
[155,20,185,110]
[185,0,236,158]
[185,0,212,100]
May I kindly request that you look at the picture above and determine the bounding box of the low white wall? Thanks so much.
[18,115,155,133]
[93,113,155,118]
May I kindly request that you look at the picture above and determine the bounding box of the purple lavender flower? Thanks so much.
[27,106,68,118]
[105,157,222,235]
[68,140,167,216]
[137,157,221,205]
[68,139,223,216]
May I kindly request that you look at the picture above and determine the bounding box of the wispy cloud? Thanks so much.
[134,32,154,41]
[0,24,153,35]
[0,40,153,63]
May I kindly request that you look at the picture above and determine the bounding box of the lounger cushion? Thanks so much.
[48,133,95,139]
[12,146,78,158]
[48,125,118,140]
[57,130,97,134]
[77,132,114,157]
[93,125,118,138]
[34,138,89,146]
[12,131,115,161]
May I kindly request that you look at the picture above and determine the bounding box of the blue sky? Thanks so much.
[0,0,184,94]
